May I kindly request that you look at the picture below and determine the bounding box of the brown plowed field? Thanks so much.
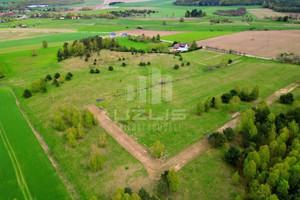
[197,30,300,58]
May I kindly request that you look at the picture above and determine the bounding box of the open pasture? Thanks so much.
[117,29,185,37]
[0,87,71,200]
[161,31,236,43]
[4,48,300,159]
[198,30,300,58]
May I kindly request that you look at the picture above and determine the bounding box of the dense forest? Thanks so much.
[173,0,300,12]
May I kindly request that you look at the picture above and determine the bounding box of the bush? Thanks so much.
[187,62,190,66]
[279,93,294,104]
[167,169,179,192]
[180,17,184,22]
[223,127,235,141]
[88,147,105,172]
[157,180,170,196]
[122,62,126,67]
[214,96,222,109]
[66,128,77,147]
[32,49,37,56]
[57,77,65,83]
[139,62,146,66]
[108,66,114,71]
[228,59,233,64]
[94,59,97,65]
[173,64,179,70]
[90,69,95,74]
[147,61,151,65]
[181,63,184,67]
[209,132,227,148]
[225,146,242,166]
[204,98,211,112]
[45,74,52,82]
[152,141,164,158]
[42,40,48,48]
[95,69,100,74]
[54,73,60,79]
[66,74,72,81]
[221,93,232,103]
[229,96,241,113]
[196,101,205,115]
[23,89,32,98]
[53,79,59,87]
[53,114,67,131]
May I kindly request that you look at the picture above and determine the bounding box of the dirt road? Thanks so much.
[87,82,299,179]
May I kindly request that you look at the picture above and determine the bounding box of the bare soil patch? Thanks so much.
[116,29,186,37]
[248,8,300,19]
[198,30,300,58]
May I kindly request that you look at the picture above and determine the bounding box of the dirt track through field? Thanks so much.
[87,82,299,179]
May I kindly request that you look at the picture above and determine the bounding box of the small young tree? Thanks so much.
[32,49,37,56]
[179,17,184,22]
[57,48,63,61]
[228,59,233,64]
[214,96,222,109]
[251,85,259,100]
[42,40,48,48]
[0,66,5,78]
[209,132,226,148]
[162,20,167,25]
[53,114,67,131]
[76,123,85,139]
[23,89,32,98]
[95,69,100,74]
[88,147,105,172]
[223,127,235,141]
[31,79,41,92]
[66,129,77,147]
[71,111,82,127]
[232,172,240,185]
[109,66,114,71]
[204,98,211,112]
[83,110,96,128]
[122,62,126,67]
[221,93,232,103]
[225,146,241,166]
[98,133,108,147]
[53,79,59,87]
[229,96,241,113]
[173,64,179,70]
[54,73,60,79]
[45,74,52,81]
[151,141,165,158]
[167,169,179,192]
[90,69,95,74]
[196,101,205,115]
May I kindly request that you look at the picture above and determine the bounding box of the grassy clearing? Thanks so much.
[0,87,71,200]
[117,37,150,50]
[0,32,107,49]
[3,48,300,159]
[174,148,242,200]
[161,31,236,42]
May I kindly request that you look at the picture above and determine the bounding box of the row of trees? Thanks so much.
[277,53,300,65]
[223,101,300,199]
[174,0,300,13]
[221,85,259,103]
[57,36,170,62]
[185,9,206,17]
[213,7,246,16]
[128,34,161,44]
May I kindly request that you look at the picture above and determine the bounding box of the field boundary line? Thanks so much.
[0,122,33,200]
[88,81,300,179]
[8,87,78,200]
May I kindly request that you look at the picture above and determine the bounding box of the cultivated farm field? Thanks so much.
[198,30,300,58]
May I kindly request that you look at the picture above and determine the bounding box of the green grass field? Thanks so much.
[0,87,71,200]
[161,31,236,42]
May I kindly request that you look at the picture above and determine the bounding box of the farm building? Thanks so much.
[173,43,189,52]
[110,32,117,38]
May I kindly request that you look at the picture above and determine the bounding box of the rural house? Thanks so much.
[173,43,189,52]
